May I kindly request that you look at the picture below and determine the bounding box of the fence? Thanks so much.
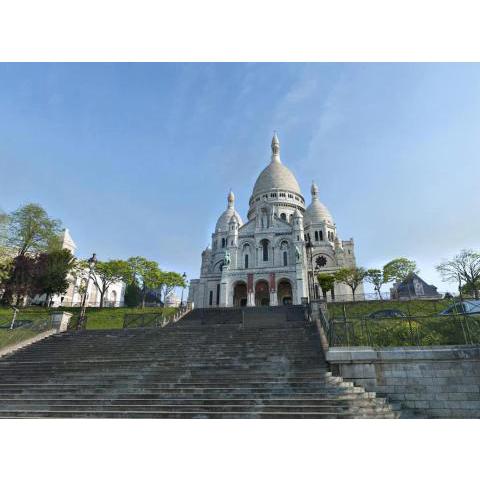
[123,305,191,329]
[29,300,124,308]
[0,308,54,350]
[319,291,449,303]
[317,296,480,347]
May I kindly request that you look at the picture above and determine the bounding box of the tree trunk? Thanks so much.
[142,288,146,309]
[100,290,105,308]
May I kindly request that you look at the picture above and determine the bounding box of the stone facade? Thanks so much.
[189,134,362,308]
[326,346,480,418]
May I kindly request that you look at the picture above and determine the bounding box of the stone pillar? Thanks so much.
[247,273,254,306]
[50,311,73,332]
[269,272,277,306]
[220,280,228,307]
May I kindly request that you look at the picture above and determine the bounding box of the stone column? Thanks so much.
[247,273,254,306]
[220,280,228,307]
[269,272,277,306]
[50,311,73,332]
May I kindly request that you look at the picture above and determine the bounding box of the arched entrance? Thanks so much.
[277,279,293,305]
[255,280,270,306]
[233,281,248,307]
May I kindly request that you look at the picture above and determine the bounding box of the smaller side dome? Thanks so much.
[215,190,243,232]
[304,181,334,225]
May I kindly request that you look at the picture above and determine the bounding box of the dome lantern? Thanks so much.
[215,190,243,233]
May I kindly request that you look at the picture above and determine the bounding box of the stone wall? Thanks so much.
[326,345,480,418]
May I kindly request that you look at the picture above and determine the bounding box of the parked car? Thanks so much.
[439,300,480,316]
[368,309,407,319]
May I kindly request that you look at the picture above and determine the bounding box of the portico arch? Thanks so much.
[277,278,293,305]
[255,279,270,306]
[233,281,248,307]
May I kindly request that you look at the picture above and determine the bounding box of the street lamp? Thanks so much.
[305,240,314,302]
[78,253,97,330]
[180,272,187,307]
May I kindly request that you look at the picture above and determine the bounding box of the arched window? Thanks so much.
[209,291,213,306]
[283,251,288,266]
[221,238,226,248]
[314,231,319,242]
[261,239,269,261]
[280,213,286,221]
[244,254,249,269]
[319,230,323,241]
[216,284,220,305]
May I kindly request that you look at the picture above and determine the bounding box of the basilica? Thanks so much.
[188,134,362,308]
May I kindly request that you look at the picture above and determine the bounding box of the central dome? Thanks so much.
[251,133,302,198]
[252,162,302,197]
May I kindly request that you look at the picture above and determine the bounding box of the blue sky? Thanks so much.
[1,63,479,292]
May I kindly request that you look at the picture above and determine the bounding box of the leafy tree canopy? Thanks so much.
[383,258,418,284]
[35,249,75,302]
[334,267,367,299]
[436,249,480,299]
[316,273,335,295]
[91,259,130,307]
[365,268,387,298]
[6,203,62,256]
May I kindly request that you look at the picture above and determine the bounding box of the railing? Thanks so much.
[0,308,54,351]
[123,305,191,329]
[323,297,480,347]
[317,291,451,303]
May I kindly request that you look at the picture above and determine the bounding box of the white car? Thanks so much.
[440,300,480,315]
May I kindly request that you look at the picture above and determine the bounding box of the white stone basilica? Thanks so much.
[188,134,362,308]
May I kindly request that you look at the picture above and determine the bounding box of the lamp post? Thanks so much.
[78,253,97,330]
[305,240,314,302]
[180,272,187,307]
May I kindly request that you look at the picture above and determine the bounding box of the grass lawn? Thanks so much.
[325,298,480,347]
[0,306,178,350]
[327,298,453,319]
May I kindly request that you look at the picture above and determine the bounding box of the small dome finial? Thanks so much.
[271,132,281,163]
[311,181,319,198]
[227,189,235,207]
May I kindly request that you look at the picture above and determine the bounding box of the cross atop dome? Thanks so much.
[271,131,281,163]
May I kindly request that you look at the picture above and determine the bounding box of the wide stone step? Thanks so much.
[0,410,396,419]
[0,404,391,414]
[0,397,387,408]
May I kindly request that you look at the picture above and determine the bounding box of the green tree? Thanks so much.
[90,259,129,308]
[436,249,480,300]
[126,257,163,308]
[158,271,187,305]
[6,203,62,256]
[365,268,387,299]
[383,257,418,284]
[1,255,38,305]
[316,273,335,299]
[35,249,75,306]
[124,281,141,307]
[0,210,12,291]
[140,261,164,308]
[334,267,367,301]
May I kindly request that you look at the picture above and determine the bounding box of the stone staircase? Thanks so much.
[0,306,397,418]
